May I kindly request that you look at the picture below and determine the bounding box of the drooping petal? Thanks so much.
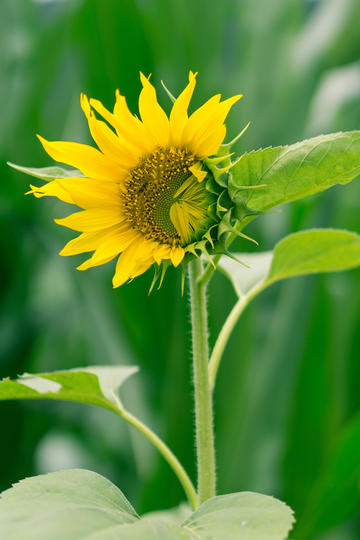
[55,208,123,232]
[37,136,126,182]
[169,71,197,146]
[139,72,170,147]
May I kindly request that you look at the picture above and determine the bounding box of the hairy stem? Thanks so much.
[188,258,216,505]
[111,392,197,510]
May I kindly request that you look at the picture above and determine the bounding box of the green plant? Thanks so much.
[2,80,360,537]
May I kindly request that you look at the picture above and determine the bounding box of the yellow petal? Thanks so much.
[139,72,170,147]
[169,71,197,146]
[112,236,147,287]
[59,225,121,256]
[113,91,155,155]
[152,243,171,265]
[77,227,137,270]
[80,94,138,168]
[181,94,242,157]
[170,246,185,266]
[37,135,125,182]
[27,182,75,204]
[193,125,227,158]
[130,257,154,279]
[55,208,123,232]
[189,163,207,183]
[28,178,122,209]
[181,94,221,147]
[57,178,122,209]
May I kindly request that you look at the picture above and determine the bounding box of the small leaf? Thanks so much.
[0,366,138,412]
[7,162,83,181]
[182,492,295,539]
[267,229,360,285]
[229,131,360,215]
[220,229,360,298]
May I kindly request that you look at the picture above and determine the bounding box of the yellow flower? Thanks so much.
[29,72,242,287]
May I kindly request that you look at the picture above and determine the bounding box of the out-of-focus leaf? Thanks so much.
[0,366,138,412]
[7,162,83,181]
[229,132,360,218]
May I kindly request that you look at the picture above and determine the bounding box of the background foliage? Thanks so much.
[1,0,360,538]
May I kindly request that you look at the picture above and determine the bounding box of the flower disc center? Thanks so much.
[123,147,211,246]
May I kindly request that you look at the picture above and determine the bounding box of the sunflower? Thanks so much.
[29,72,242,287]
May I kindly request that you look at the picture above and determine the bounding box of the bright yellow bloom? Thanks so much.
[29,72,242,287]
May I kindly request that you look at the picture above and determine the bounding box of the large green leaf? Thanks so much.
[220,229,360,297]
[0,469,294,539]
[229,131,360,214]
[0,366,138,413]
[0,469,139,540]
[7,162,83,181]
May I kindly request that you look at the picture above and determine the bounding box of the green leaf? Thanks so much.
[0,470,295,539]
[220,229,360,297]
[0,366,138,412]
[267,229,360,285]
[7,162,83,181]
[182,492,295,539]
[0,469,139,540]
[229,131,360,215]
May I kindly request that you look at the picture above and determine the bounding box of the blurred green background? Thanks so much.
[1,0,360,538]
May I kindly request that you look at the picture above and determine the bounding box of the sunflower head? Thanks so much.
[28,72,245,288]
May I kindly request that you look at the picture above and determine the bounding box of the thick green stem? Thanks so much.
[188,259,216,505]
[111,393,197,510]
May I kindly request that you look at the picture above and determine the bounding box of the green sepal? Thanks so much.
[148,265,161,295]
[216,190,232,216]
[148,260,171,294]
[206,174,224,196]
[218,210,258,246]
[208,202,218,222]
[232,198,265,222]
